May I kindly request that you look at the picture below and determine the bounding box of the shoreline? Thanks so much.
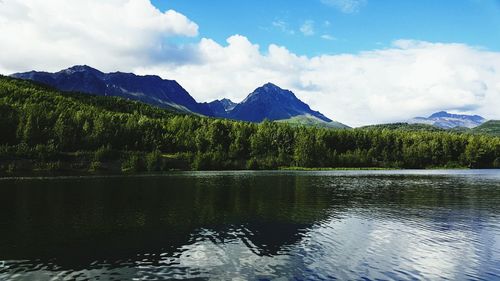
[2,167,497,180]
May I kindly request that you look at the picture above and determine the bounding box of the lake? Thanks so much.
[0,170,499,280]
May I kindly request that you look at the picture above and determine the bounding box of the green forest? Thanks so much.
[1,75,500,175]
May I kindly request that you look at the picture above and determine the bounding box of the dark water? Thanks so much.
[0,170,499,280]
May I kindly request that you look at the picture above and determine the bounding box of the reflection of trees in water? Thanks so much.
[0,175,333,265]
[0,174,498,268]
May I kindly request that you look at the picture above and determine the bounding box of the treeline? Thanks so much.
[1,76,500,174]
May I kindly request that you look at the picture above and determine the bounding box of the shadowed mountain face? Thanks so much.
[199,98,237,117]
[228,83,333,123]
[11,65,208,114]
[408,111,486,129]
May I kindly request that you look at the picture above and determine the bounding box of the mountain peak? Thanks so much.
[200,98,238,117]
[257,82,288,94]
[230,83,333,123]
[429,111,450,118]
[61,65,103,75]
[262,82,280,89]
[219,98,237,111]
[243,83,295,103]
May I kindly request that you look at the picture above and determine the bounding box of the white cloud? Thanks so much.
[138,38,500,127]
[321,0,367,13]
[0,0,198,73]
[272,20,295,35]
[300,20,315,36]
[321,34,336,41]
[1,0,500,127]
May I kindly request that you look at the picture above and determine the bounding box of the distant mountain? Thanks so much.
[408,111,486,129]
[227,83,340,124]
[11,65,208,114]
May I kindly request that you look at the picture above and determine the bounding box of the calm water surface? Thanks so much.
[0,170,499,280]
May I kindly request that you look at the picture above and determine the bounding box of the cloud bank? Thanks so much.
[140,38,500,126]
[1,0,500,126]
[0,0,198,73]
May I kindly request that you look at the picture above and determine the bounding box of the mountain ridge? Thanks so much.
[12,65,208,115]
[408,111,486,129]
[11,66,344,127]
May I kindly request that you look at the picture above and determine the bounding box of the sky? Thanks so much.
[0,0,500,126]
[152,0,500,56]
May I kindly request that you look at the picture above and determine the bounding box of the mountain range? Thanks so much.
[12,65,347,128]
[12,65,207,114]
[11,66,497,131]
[408,111,486,129]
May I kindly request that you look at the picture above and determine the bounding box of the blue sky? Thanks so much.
[152,0,500,56]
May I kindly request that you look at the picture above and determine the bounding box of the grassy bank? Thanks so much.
[280,167,398,171]
[0,149,191,177]
[0,151,475,178]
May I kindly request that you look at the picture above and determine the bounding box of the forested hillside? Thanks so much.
[472,121,500,136]
[1,76,499,175]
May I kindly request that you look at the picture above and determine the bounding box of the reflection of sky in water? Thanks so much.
[4,213,498,280]
[175,212,500,280]
[1,170,500,280]
[302,214,492,280]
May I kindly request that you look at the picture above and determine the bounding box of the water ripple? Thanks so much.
[0,170,499,280]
